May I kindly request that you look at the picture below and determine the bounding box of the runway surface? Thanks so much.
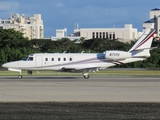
[0,76,160,102]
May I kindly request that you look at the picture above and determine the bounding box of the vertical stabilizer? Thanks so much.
[129,29,155,52]
[128,29,155,58]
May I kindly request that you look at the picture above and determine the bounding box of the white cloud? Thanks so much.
[56,2,64,7]
[0,1,19,11]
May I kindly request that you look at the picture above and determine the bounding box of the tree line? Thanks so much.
[0,29,160,68]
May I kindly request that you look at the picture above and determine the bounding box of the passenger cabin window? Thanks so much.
[28,57,33,61]
[64,58,66,61]
[58,58,60,61]
[45,58,48,61]
[52,58,54,61]
[70,58,72,61]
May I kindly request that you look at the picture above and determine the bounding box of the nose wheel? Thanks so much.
[18,70,23,79]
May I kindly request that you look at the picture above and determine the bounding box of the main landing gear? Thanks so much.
[83,70,90,79]
[18,75,23,79]
[84,74,90,79]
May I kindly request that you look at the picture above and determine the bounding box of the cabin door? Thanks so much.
[35,56,42,67]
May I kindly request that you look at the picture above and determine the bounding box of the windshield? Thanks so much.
[28,57,33,61]
[22,56,33,61]
[22,56,29,61]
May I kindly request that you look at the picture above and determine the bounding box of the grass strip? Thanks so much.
[0,70,160,76]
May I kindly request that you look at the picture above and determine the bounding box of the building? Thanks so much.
[44,28,81,41]
[72,24,139,42]
[0,14,44,40]
[46,9,160,42]
[45,24,139,43]
[143,8,160,37]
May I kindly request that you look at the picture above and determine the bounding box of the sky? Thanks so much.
[0,0,160,36]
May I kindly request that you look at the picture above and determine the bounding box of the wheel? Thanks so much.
[18,75,23,79]
[84,75,90,79]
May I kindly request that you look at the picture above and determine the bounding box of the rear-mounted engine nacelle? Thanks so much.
[105,50,131,60]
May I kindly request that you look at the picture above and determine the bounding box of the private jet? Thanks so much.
[2,29,155,79]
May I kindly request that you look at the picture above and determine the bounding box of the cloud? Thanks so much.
[56,2,64,7]
[0,1,19,11]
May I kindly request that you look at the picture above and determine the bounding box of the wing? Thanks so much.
[61,66,100,72]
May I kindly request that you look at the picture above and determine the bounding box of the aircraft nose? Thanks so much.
[2,62,20,68]
[2,62,14,68]
[2,63,9,68]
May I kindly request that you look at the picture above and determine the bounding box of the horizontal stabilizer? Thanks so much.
[131,47,157,52]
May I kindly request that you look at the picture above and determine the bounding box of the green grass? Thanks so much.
[0,70,160,76]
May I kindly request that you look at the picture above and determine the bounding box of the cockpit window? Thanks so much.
[22,54,34,61]
[28,57,33,61]
[22,56,28,61]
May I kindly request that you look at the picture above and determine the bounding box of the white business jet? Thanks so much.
[2,29,155,79]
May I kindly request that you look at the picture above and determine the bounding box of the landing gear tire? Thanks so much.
[18,75,23,79]
[84,75,90,79]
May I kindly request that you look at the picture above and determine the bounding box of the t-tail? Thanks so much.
[128,29,155,58]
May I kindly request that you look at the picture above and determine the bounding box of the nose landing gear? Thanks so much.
[18,70,23,79]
